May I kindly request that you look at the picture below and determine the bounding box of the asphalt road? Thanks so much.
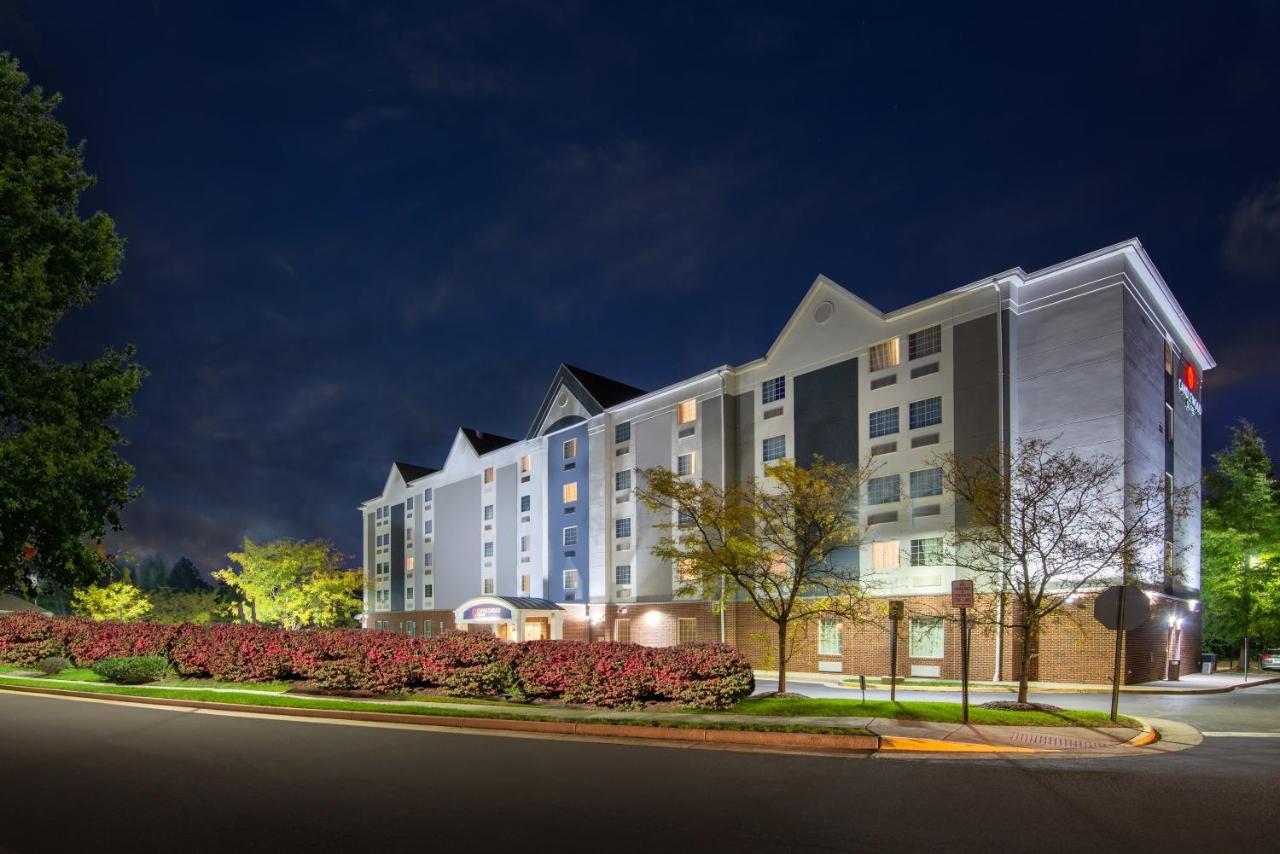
[1,686,1277,854]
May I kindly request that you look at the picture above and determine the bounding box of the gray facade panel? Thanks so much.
[953,312,1000,527]
[734,391,754,485]
[435,476,481,609]
[634,409,674,601]
[390,503,405,612]
[364,512,375,612]
[702,395,724,487]
[1122,289,1167,490]
[794,357,858,466]
[496,463,518,596]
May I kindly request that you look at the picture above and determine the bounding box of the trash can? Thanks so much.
[1200,652,1217,675]
[1166,660,1181,681]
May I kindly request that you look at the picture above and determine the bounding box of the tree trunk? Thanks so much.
[249,600,257,625]
[1018,622,1032,704]
[777,620,788,695]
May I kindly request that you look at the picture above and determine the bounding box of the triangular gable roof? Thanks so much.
[461,427,517,456]
[526,363,646,439]
[761,274,887,363]
[394,461,437,483]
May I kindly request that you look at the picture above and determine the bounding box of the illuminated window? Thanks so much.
[819,619,842,656]
[483,467,494,484]
[869,338,900,372]
[615,421,631,443]
[908,325,942,360]
[406,556,415,572]
[909,467,944,498]
[909,396,942,429]
[563,526,578,547]
[483,577,494,595]
[676,398,697,424]
[678,618,697,644]
[1165,404,1174,444]
[563,482,578,503]
[910,617,945,659]
[563,438,577,459]
[1165,473,1175,512]
[1164,341,1174,375]
[520,574,530,594]
[520,454,532,473]
[871,541,900,570]
[761,375,786,404]
[676,452,695,476]
[867,474,901,505]
[615,564,632,585]
[869,406,899,438]
[615,517,632,538]
[563,569,579,590]
[910,537,943,566]
[615,469,631,491]
[762,435,786,462]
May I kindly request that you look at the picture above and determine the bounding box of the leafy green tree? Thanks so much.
[1201,422,1280,667]
[133,555,169,591]
[147,588,221,624]
[0,53,146,594]
[213,538,362,629]
[166,557,210,592]
[71,578,152,622]
[637,457,872,695]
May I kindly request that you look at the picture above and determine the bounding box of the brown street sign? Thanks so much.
[951,579,974,609]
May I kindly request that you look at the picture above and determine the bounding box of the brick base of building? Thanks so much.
[373,592,1202,686]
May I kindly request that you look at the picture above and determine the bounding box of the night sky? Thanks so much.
[4,2,1278,577]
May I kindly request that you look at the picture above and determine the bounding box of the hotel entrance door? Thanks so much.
[524,619,547,641]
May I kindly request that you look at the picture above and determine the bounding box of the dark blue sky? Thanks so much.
[5,1,1278,575]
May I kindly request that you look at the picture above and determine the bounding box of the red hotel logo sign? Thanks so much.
[462,605,512,621]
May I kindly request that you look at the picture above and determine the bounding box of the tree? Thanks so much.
[0,53,146,594]
[147,588,222,625]
[71,578,152,622]
[133,555,169,591]
[166,557,210,592]
[637,457,871,695]
[213,538,363,629]
[941,438,1189,704]
[1201,422,1280,667]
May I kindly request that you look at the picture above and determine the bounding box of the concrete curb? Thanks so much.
[0,683,881,754]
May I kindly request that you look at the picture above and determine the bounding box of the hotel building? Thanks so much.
[359,239,1213,684]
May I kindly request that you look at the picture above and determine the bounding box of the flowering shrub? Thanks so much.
[0,615,755,709]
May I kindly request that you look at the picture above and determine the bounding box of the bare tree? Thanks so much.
[940,437,1191,704]
[638,457,873,695]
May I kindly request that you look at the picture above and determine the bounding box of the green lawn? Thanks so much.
[723,696,1138,728]
[48,667,108,682]
[156,678,291,693]
[0,677,869,736]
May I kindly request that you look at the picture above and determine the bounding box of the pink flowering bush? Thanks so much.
[0,615,755,709]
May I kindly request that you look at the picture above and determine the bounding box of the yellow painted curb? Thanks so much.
[879,735,1039,753]
[1125,722,1160,747]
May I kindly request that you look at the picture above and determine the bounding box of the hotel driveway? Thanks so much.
[1,687,1276,854]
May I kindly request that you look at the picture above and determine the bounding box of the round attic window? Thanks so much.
[557,391,569,408]
[814,300,835,324]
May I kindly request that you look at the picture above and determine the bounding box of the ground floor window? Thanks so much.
[423,620,433,638]
[819,618,842,656]
[615,618,631,644]
[405,621,415,637]
[678,618,696,644]
[909,617,945,659]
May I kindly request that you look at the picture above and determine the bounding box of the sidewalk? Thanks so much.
[757,669,1280,695]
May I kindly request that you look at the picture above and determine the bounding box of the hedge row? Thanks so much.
[0,614,753,709]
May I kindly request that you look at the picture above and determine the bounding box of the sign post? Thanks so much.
[888,600,904,703]
[952,580,974,724]
[1093,585,1151,723]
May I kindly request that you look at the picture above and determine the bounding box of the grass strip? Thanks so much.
[0,678,870,737]
[722,696,1139,728]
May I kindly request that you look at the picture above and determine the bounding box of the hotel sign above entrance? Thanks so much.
[463,604,513,621]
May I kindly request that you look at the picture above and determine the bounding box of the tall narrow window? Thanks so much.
[615,469,632,491]
[520,574,530,594]
[520,494,531,512]
[819,619,843,656]
[563,526,578,547]
[563,569,579,589]
[1165,403,1174,443]
[871,541,900,570]
[908,325,942,360]
[520,534,530,553]
[676,399,697,425]
[615,421,631,443]
[615,619,631,643]
[423,488,432,504]
[563,438,577,459]
[678,618,697,644]
[483,541,494,558]
[615,564,632,585]
[676,452,695,476]
[483,467,494,484]
[483,504,494,520]
[615,517,633,538]
[761,375,786,404]
[482,577,494,595]
[869,338,900,372]
[1164,341,1174,375]
[910,617,945,658]
[563,482,578,503]
[520,454,532,473]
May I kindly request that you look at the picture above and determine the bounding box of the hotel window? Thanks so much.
[563,569,579,590]
[615,469,632,491]
[867,474,901,505]
[422,618,433,637]
[521,534,530,553]
[520,454,532,473]
[615,564,632,585]
[869,337,900,372]
[406,556,415,572]
[563,526,578,547]
[909,467,944,499]
[676,452,695,476]
[1165,403,1174,443]
[869,406,899,438]
[910,617,945,659]
[615,619,631,644]
[423,488,432,504]
[520,494,531,512]
[909,396,942,429]
[676,398,697,425]
[678,618,697,644]
[424,583,433,600]
[404,589,414,607]
[871,541,900,570]
[1165,473,1175,512]
[762,435,786,462]
[520,574,530,594]
[406,496,414,511]
[678,510,694,527]
[484,467,494,484]
[616,517,633,538]
[1164,341,1174,375]
[615,421,631,443]
[819,618,842,656]
[908,325,942,360]
[483,541,494,558]
[406,527,413,543]
[563,438,577,459]
[1164,540,1174,576]
[563,482,578,503]
[423,519,433,535]
[424,553,433,568]
[483,577,494,595]
[761,375,786,404]
[484,504,494,520]
[910,537,943,566]
[405,621,415,637]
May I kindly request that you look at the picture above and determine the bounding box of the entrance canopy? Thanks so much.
[453,596,565,642]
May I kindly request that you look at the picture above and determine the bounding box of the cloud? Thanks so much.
[342,105,414,132]
[1223,180,1280,278]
